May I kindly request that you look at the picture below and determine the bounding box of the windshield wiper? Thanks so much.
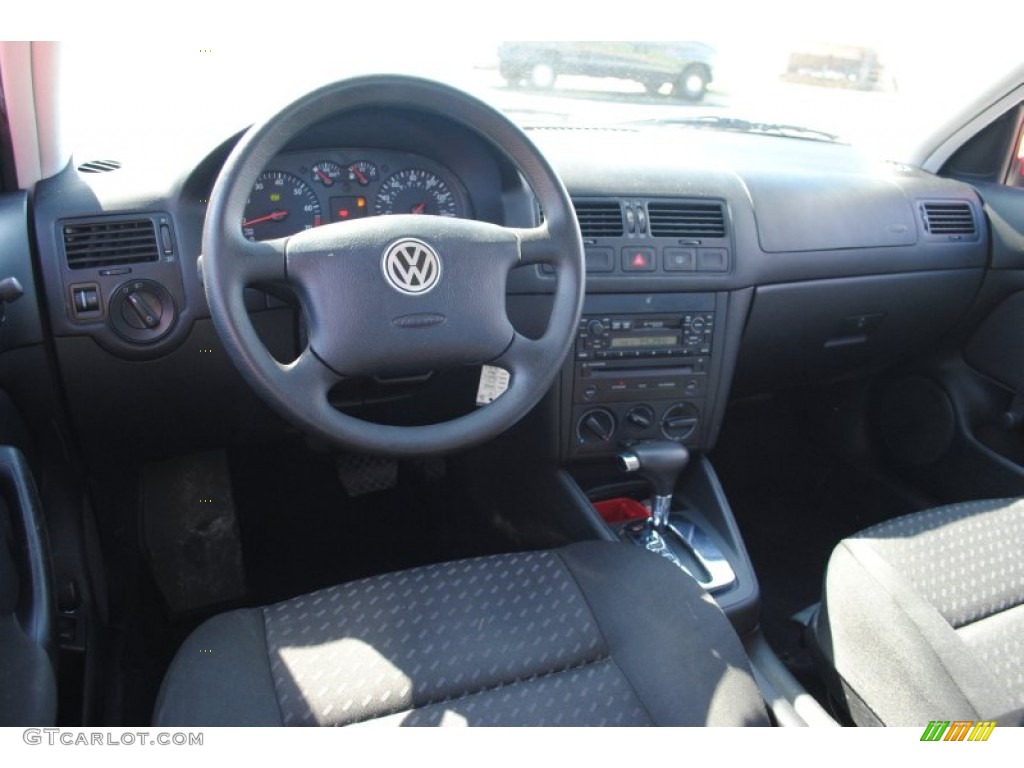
[633,115,843,143]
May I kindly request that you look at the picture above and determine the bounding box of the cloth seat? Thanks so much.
[154,541,768,726]
[813,498,1024,726]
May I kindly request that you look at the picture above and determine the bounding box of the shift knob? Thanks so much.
[617,440,690,528]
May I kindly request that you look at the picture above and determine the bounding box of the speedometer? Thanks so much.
[242,171,322,242]
[373,169,459,217]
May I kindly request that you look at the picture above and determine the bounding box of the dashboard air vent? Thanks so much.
[573,201,623,237]
[77,159,122,174]
[62,219,159,269]
[921,202,976,237]
[648,201,726,238]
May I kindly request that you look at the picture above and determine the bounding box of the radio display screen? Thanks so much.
[610,334,679,349]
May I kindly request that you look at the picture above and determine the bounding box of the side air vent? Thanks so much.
[77,159,122,174]
[921,202,976,237]
[648,201,726,238]
[573,201,624,237]
[62,218,159,269]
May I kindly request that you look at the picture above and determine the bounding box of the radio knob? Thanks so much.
[587,319,608,337]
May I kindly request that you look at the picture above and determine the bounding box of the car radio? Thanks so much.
[569,311,716,455]
[576,313,713,360]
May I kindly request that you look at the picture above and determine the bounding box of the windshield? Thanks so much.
[61,3,1022,164]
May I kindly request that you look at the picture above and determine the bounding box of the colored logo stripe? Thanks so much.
[920,720,996,742]
[968,721,997,741]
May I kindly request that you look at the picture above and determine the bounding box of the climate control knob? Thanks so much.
[576,408,616,446]
[625,405,655,431]
[661,402,700,441]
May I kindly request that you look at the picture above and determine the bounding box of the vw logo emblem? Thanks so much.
[382,239,442,295]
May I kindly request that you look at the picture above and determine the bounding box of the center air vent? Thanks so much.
[573,201,624,237]
[62,218,160,270]
[920,202,976,237]
[648,201,726,238]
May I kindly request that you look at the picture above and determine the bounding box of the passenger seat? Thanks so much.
[812,498,1024,726]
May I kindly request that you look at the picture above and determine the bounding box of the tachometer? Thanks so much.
[242,171,322,241]
[373,169,459,217]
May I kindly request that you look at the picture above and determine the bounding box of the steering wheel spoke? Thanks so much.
[490,331,547,381]
[282,346,339,395]
[237,236,288,285]
[514,224,570,267]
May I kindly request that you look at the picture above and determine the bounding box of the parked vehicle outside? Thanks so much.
[498,40,716,100]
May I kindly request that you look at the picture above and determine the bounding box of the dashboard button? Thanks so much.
[664,247,696,271]
[584,248,615,273]
[698,248,729,271]
[622,247,656,271]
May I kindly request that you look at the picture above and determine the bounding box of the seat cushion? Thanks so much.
[814,498,1024,726]
[154,541,768,726]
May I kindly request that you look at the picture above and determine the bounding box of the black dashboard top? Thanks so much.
[27,104,989,360]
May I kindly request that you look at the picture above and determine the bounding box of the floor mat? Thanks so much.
[227,438,516,606]
[141,450,246,613]
[710,398,929,705]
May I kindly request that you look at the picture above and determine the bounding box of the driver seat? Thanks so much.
[153,541,768,726]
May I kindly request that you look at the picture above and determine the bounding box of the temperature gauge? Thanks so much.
[347,161,379,187]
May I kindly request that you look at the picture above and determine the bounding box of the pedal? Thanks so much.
[336,454,398,496]
[409,456,446,483]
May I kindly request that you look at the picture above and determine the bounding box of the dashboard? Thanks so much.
[241,149,474,242]
[20,101,992,468]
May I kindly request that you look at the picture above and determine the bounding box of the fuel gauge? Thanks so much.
[310,161,344,187]
[347,161,379,186]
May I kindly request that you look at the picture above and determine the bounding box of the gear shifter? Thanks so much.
[615,440,736,594]
[616,440,689,528]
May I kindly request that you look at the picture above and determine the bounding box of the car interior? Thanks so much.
[1,40,1024,729]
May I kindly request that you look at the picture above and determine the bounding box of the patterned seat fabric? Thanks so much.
[154,541,769,726]
[815,498,1024,726]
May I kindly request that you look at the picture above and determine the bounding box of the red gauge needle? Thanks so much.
[350,166,368,185]
[242,210,288,227]
[314,168,333,186]
[411,203,426,215]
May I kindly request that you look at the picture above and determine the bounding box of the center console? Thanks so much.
[558,290,758,631]
[561,292,730,458]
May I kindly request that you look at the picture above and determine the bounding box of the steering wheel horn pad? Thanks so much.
[286,214,519,378]
[202,76,584,456]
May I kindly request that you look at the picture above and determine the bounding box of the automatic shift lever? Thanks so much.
[615,440,736,594]
[616,441,689,529]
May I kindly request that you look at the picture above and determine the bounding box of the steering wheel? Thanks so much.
[201,76,584,456]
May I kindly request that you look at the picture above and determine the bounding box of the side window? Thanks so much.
[1008,119,1024,187]
[0,64,16,192]
[941,105,1023,186]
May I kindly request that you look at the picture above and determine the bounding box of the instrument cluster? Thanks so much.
[241,149,472,242]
